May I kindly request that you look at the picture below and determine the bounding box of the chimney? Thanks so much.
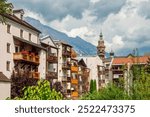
[13,9,24,20]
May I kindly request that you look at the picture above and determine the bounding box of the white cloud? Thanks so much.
[9,0,150,55]
[101,0,150,55]
[50,10,98,43]
[90,0,100,4]
[112,35,124,49]
[24,9,48,25]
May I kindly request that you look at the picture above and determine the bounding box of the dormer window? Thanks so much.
[20,29,23,38]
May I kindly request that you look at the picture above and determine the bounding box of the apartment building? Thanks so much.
[54,40,72,98]
[0,8,46,99]
[100,53,150,93]
[71,57,79,99]
[78,59,90,95]
[41,36,58,82]
[78,56,103,90]
[111,55,150,84]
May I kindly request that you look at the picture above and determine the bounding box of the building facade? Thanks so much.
[78,56,103,90]
[0,9,46,99]
[78,59,90,95]
[54,40,72,98]
[41,36,58,82]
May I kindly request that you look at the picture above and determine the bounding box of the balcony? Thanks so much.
[62,51,71,57]
[47,53,58,63]
[112,69,123,74]
[13,52,39,65]
[62,76,71,82]
[71,79,78,84]
[46,71,57,79]
[98,71,104,75]
[71,91,78,97]
[13,70,40,79]
[71,66,78,73]
[32,72,40,79]
[62,63,71,70]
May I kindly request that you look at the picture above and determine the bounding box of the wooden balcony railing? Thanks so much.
[62,63,71,70]
[46,71,57,79]
[71,91,78,97]
[62,51,71,56]
[47,53,58,63]
[32,72,40,80]
[13,52,39,64]
[71,79,78,84]
[13,70,40,80]
[71,66,78,72]
[62,76,71,82]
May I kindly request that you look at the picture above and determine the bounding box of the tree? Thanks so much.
[14,80,63,100]
[93,80,97,91]
[90,80,93,93]
[0,0,12,23]
[81,84,130,100]
[131,68,150,100]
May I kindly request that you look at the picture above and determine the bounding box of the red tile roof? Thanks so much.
[112,56,150,65]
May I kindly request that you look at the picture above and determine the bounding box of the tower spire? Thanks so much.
[97,30,105,60]
[99,29,103,40]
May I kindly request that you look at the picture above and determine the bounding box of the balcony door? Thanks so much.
[15,45,20,53]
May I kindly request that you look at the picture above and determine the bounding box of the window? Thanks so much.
[15,45,20,53]
[7,24,11,33]
[6,61,10,71]
[20,29,23,38]
[29,33,31,41]
[7,43,11,53]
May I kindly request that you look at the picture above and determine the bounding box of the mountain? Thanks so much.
[25,17,97,56]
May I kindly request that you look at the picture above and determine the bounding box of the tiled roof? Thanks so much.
[0,72,11,82]
[1,13,41,33]
[112,56,150,65]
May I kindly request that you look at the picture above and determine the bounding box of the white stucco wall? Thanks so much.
[38,50,46,79]
[78,56,103,90]
[0,15,41,79]
[0,82,11,100]
[41,37,56,47]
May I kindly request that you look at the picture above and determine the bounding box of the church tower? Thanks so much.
[97,32,105,60]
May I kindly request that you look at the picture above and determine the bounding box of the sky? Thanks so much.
[8,0,150,55]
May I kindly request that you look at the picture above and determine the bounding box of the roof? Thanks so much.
[1,13,41,33]
[112,56,150,65]
[13,36,46,50]
[78,59,87,67]
[40,35,58,48]
[71,49,77,58]
[13,9,24,13]
[40,42,58,49]
[0,72,11,82]
[54,40,72,47]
